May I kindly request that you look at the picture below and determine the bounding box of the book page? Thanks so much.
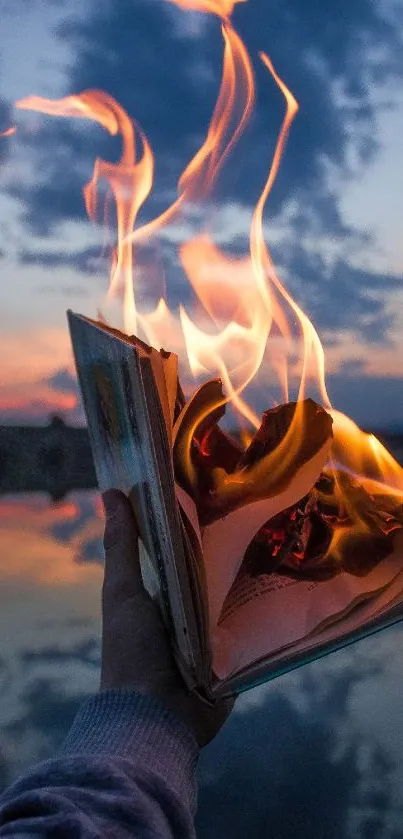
[215,569,403,697]
[175,484,203,548]
[212,530,403,680]
[201,440,331,628]
[143,347,174,445]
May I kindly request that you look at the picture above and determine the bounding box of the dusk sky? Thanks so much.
[1,0,403,428]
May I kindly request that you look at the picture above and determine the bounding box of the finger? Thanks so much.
[102,489,144,602]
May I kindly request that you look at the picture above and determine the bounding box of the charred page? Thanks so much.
[174,394,403,696]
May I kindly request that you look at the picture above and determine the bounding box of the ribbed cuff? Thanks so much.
[59,689,199,809]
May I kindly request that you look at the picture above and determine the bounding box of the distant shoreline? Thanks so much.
[0,419,402,498]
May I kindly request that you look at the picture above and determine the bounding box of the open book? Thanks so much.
[68,311,403,699]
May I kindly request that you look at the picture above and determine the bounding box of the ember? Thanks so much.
[244,472,403,582]
[12,0,403,579]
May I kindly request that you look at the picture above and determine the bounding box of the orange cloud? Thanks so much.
[0,496,103,588]
[0,387,78,421]
[0,326,79,422]
[323,335,403,379]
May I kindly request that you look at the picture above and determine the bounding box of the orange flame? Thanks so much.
[174,52,300,432]
[179,237,266,427]
[167,0,246,17]
[124,18,255,249]
[13,0,403,562]
[16,92,153,333]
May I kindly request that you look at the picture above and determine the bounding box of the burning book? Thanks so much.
[12,0,403,698]
[68,312,403,698]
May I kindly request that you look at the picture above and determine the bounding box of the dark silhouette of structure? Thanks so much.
[0,417,402,499]
[0,416,97,499]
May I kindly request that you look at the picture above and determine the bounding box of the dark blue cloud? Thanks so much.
[0,754,9,793]
[44,492,104,566]
[198,698,355,837]
[20,639,100,668]
[337,358,367,376]
[47,494,97,543]
[0,638,398,839]
[75,536,104,565]
[20,245,106,275]
[3,678,85,765]
[0,95,12,164]
[46,367,79,395]
[248,372,403,432]
[197,652,395,838]
[272,245,402,341]
[11,0,403,233]
[8,0,403,349]
[327,374,403,431]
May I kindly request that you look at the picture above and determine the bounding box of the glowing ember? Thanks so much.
[13,0,403,573]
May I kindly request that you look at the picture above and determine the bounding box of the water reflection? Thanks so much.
[0,491,103,786]
[1,488,403,837]
[198,642,403,838]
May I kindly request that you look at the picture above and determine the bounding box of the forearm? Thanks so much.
[0,690,198,838]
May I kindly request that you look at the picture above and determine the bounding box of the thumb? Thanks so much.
[102,489,144,602]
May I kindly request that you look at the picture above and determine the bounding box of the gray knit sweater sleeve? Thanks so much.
[0,689,199,838]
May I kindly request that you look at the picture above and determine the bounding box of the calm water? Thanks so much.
[1,481,403,837]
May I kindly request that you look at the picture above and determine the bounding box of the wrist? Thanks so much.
[60,689,199,810]
[155,686,234,747]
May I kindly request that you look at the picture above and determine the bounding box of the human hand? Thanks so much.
[101,489,234,746]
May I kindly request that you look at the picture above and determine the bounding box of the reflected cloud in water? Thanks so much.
[1,491,403,838]
[198,636,403,837]
[0,491,103,784]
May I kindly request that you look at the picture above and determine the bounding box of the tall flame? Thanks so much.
[13,0,403,560]
[16,91,154,334]
[125,7,255,246]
